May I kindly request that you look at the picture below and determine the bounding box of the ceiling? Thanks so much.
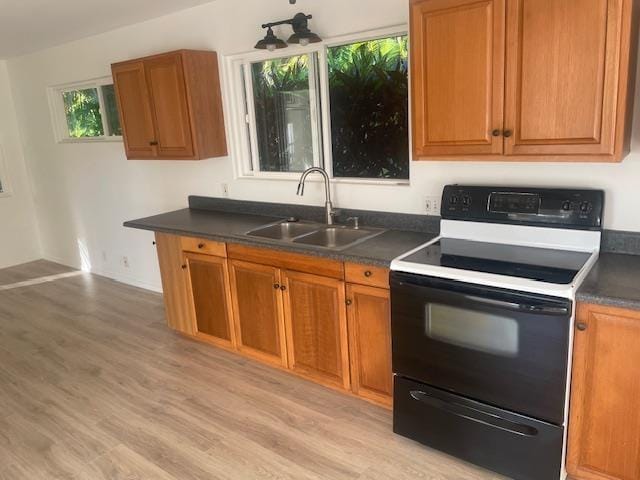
[0,0,217,58]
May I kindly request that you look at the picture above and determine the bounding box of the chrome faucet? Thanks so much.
[296,167,337,225]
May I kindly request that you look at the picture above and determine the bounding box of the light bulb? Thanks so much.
[267,44,277,52]
[299,38,310,47]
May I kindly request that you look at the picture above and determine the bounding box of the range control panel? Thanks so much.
[441,185,604,230]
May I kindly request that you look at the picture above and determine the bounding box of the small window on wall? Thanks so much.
[49,77,122,142]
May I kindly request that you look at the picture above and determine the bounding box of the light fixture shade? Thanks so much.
[287,31,322,45]
[255,27,288,50]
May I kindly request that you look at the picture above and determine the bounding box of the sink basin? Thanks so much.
[293,226,384,250]
[246,221,323,241]
[246,220,385,250]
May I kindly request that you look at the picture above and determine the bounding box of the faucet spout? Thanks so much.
[296,167,335,225]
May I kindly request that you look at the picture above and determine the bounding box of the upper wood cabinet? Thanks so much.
[410,0,638,162]
[567,303,640,480]
[411,0,506,157]
[282,270,350,390]
[111,50,227,160]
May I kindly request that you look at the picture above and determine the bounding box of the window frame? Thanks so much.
[0,144,11,198]
[222,25,410,185]
[48,76,123,144]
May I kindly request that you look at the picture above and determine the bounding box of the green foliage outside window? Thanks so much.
[250,36,409,179]
[328,36,409,179]
[62,88,104,138]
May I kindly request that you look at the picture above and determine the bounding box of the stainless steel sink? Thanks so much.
[293,226,384,250]
[246,220,385,250]
[246,221,324,241]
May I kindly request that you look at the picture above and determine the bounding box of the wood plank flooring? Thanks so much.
[0,261,502,479]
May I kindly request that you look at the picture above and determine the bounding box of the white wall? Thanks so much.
[0,61,41,268]
[5,0,640,290]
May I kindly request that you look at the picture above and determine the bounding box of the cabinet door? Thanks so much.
[228,260,287,367]
[112,61,157,159]
[346,284,392,407]
[184,252,235,349]
[154,233,195,335]
[410,0,505,157]
[567,303,640,480]
[504,0,623,156]
[144,53,195,159]
[282,271,350,390]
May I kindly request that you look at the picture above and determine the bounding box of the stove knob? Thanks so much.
[449,195,459,205]
[462,195,472,207]
[562,200,572,211]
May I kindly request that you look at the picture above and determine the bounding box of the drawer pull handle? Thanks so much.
[149,140,159,146]
[198,243,205,249]
[576,322,588,331]
[364,270,373,277]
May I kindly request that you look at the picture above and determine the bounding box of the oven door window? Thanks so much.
[427,303,519,357]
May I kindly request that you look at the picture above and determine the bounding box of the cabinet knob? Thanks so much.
[364,270,373,277]
[181,264,187,270]
[152,241,156,245]
[491,129,502,137]
[274,283,280,290]
[198,243,205,249]
[149,140,159,146]
[503,130,513,138]
[346,299,353,306]
[576,322,588,331]
[280,285,287,291]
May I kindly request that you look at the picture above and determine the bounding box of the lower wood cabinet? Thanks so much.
[567,303,640,480]
[155,233,196,335]
[346,284,392,407]
[183,252,235,349]
[282,270,350,390]
[155,235,392,405]
[228,260,287,367]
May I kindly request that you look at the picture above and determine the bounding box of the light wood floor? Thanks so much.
[0,261,502,480]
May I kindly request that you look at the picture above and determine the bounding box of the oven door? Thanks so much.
[391,271,572,424]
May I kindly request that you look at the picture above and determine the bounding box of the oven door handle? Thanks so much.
[463,295,570,315]
[409,390,539,437]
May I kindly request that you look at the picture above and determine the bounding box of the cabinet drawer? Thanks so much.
[181,237,226,257]
[345,263,389,288]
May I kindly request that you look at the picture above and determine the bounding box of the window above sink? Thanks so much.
[223,26,410,185]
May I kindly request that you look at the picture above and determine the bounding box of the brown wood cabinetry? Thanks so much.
[282,270,350,390]
[567,303,640,480]
[154,233,196,335]
[411,0,505,157]
[228,260,287,367]
[183,252,235,349]
[112,50,227,160]
[154,236,392,404]
[410,0,638,162]
[346,284,392,407]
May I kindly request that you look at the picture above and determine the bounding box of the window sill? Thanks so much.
[236,173,410,186]
[57,136,123,144]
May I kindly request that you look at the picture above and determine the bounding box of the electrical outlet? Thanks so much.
[425,196,440,215]
[221,183,229,197]
[122,256,130,268]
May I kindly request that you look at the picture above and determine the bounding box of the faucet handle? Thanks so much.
[346,216,360,229]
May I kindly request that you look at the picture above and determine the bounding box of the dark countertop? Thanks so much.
[577,253,640,311]
[125,208,433,267]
